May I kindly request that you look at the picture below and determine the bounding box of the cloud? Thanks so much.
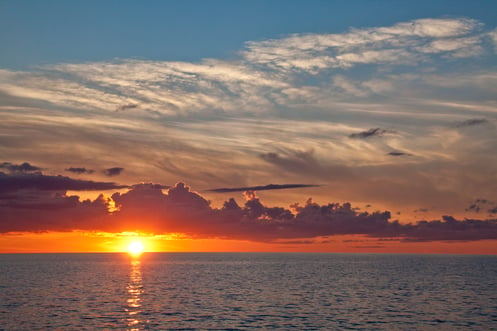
[0,17,496,224]
[349,128,388,139]
[103,167,124,177]
[1,182,496,242]
[0,162,41,173]
[209,183,320,193]
[455,118,489,128]
[387,151,412,157]
[0,172,128,193]
[488,28,497,51]
[404,216,497,241]
[115,103,138,112]
[0,17,493,121]
[466,204,481,213]
[243,18,483,72]
[258,149,336,178]
[131,183,170,190]
[465,199,497,215]
[65,167,95,174]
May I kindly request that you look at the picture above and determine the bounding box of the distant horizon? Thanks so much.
[1,251,497,256]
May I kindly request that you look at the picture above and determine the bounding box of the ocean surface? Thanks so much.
[1,253,496,330]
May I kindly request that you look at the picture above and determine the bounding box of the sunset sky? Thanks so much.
[1,0,497,253]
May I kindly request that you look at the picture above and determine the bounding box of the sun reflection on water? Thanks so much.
[126,259,145,330]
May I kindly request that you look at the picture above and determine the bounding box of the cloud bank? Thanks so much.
[1,181,496,242]
[0,172,128,193]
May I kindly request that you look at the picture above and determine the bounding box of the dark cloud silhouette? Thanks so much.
[115,103,138,112]
[349,128,388,139]
[131,183,170,190]
[465,198,495,213]
[0,172,128,193]
[1,182,496,242]
[209,183,320,193]
[103,167,124,177]
[455,118,488,128]
[0,162,41,173]
[466,204,481,213]
[387,151,412,157]
[65,167,95,174]
[404,216,497,241]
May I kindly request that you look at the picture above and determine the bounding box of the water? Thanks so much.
[1,253,496,330]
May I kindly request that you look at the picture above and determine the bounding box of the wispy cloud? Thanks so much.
[0,18,493,120]
[243,18,482,72]
[455,118,489,128]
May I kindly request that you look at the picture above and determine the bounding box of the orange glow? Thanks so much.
[0,231,496,255]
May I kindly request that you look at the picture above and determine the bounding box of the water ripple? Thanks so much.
[0,253,496,330]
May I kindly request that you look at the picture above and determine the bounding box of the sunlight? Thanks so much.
[127,240,144,257]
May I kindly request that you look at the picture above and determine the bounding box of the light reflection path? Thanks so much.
[126,258,146,330]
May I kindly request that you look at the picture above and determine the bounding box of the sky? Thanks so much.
[1,0,497,253]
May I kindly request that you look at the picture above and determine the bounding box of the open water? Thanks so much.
[0,253,496,330]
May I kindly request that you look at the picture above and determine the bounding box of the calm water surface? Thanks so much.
[0,253,496,330]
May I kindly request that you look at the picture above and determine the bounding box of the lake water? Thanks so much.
[1,253,496,330]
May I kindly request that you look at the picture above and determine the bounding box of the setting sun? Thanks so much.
[127,241,144,257]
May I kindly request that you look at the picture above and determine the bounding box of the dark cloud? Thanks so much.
[404,216,497,241]
[0,172,128,193]
[115,103,138,112]
[103,167,124,177]
[387,151,412,157]
[349,128,388,139]
[65,167,95,174]
[455,118,488,128]
[465,198,495,213]
[0,162,42,173]
[209,183,320,193]
[1,182,496,242]
[466,204,481,213]
[131,183,170,190]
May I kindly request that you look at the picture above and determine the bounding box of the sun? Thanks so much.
[128,240,144,257]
